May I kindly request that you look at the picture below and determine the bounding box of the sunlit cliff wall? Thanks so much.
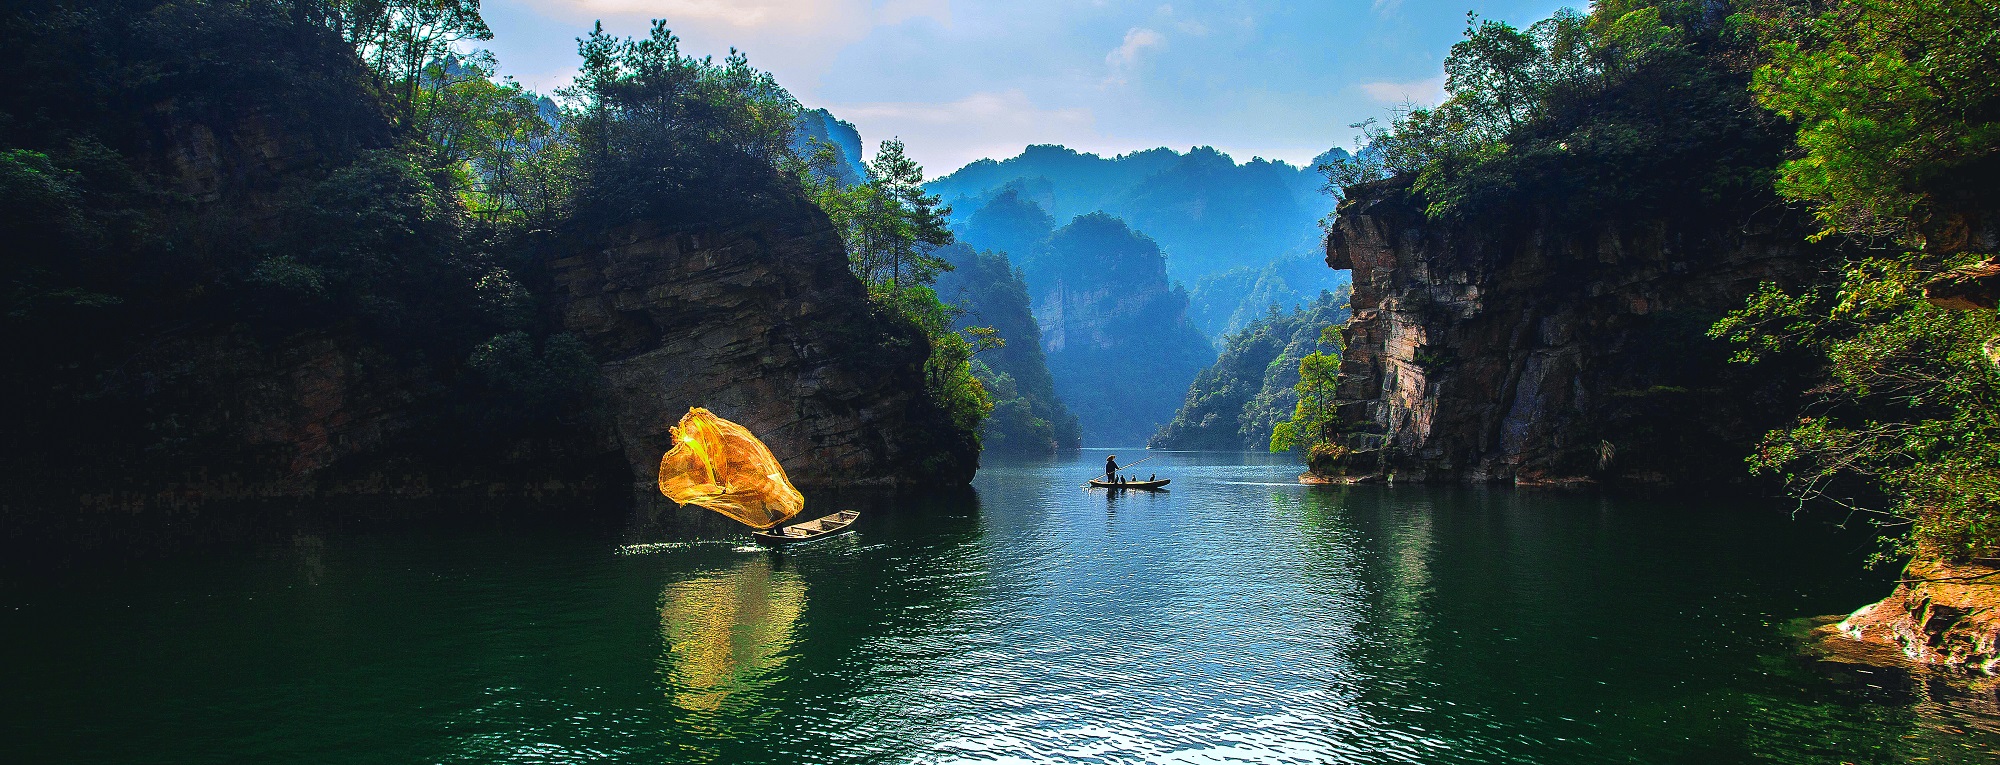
[1321,177,1820,485]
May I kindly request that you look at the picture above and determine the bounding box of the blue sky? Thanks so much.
[480,0,1573,174]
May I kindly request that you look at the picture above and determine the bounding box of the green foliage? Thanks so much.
[972,365,1058,453]
[465,331,599,432]
[563,20,802,225]
[1711,0,2000,562]
[312,0,494,116]
[1326,2,1786,223]
[804,138,955,287]
[871,284,995,436]
[413,53,557,222]
[798,138,993,445]
[1713,256,2000,561]
[1271,350,1342,454]
[1751,0,2000,240]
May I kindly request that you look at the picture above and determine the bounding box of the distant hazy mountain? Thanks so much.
[1030,213,1215,446]
[929,144,1350,286]
[949,190,1218,444]
[1186,253,1352,342]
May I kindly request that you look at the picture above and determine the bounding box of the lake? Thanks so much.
[4,450,1996,763]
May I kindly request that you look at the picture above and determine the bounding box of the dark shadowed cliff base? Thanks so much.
[1315,176,1822,487]
[0,0,975,536]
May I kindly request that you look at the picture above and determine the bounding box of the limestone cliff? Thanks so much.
[1320,177,1818,484]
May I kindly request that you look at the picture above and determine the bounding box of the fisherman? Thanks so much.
[1105,454,1119,481]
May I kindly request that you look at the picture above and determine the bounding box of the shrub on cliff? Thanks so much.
[1327,1,1790,224]
[1269,336,1344,455]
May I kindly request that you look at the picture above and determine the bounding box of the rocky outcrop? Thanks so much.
[1320,178,1817,484]
[1923,257,2000,311]
[1833,561,2000,674]
[548,199,978,489]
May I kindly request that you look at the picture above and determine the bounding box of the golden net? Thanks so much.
[657,407,804,529]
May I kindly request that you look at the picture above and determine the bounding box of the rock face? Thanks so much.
[548,200,978,489]
[1321,178,1816,484]
[1837,561,2000,674]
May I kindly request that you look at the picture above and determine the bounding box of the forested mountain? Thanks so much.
[0,0,980,511]
[941,182,1221,445]
[933,244,1082,452]
[1152,289,1350,451]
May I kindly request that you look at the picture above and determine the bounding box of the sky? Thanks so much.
[478,0,1574,175]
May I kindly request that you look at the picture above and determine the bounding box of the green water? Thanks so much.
[4,451,1997,763]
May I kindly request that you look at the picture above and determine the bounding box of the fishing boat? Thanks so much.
[752,510,861,545]
[1087,478,1170,490]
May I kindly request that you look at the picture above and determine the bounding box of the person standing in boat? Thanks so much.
[1105,455,1119,482]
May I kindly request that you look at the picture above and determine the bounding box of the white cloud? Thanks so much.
[1104,27,1164,83]
[1371,0,1404,15]
[820,90,1098,174]
[1358,76,1444,106]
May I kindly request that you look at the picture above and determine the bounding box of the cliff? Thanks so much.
[1320,177,1818,484]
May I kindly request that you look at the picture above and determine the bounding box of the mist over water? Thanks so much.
[4,451,1996,763]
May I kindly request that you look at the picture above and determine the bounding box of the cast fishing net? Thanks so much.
[657,407,804,529]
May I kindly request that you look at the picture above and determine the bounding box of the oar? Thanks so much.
[1083,456,1153,487]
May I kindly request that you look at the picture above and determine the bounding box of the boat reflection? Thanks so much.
[657,556,804,713]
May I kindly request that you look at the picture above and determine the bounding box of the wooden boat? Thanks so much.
[1088,478,1170,490]
[752,510,860,545]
